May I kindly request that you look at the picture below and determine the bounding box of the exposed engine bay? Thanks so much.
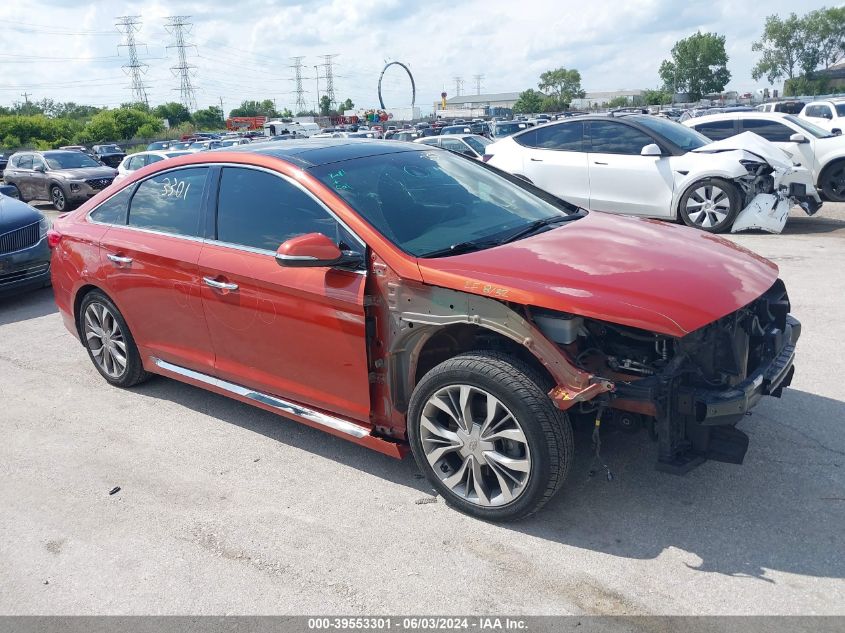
[528,279,800,472]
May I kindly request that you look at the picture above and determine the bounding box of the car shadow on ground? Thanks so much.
[0,286,57,326]
[140,369,845,582]
[781,215,845,235]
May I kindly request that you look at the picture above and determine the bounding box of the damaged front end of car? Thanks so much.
[540,279,800,473]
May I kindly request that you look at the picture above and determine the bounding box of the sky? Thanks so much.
[0,0,835,115]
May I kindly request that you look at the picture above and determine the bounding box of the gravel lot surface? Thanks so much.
[1,203,843,615]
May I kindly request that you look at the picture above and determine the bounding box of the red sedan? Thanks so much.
[49,140,800,520]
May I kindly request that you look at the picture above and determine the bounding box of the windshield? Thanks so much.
[44,152,101,169]
[464,136,492,154]
[310,149,577,257]
[494,122,527,136]
[634,116,711,151]
[785,115,834,138]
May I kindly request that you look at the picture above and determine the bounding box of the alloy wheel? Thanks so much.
[826,165,845,199]
[83,302,128,379]
[684,184,731,228]
[51,186,66,211]
[419,384,531,507]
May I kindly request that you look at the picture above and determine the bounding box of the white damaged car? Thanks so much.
[483,114,821,234]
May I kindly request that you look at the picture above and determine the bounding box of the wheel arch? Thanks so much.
[72,283,111,340]
[817,156,845,188]
[671,169,744,219]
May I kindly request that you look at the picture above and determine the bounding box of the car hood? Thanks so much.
[0,194,42,231]
[51,166,116,179]
[416,212,778,337]
[691,131,793,170]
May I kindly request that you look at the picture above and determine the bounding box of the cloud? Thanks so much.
[0,0,832,114]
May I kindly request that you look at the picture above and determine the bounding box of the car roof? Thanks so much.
[219,138,424,168]
[686,112,793,124]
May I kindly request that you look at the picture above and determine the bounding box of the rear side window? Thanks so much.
[588,121,654,155]
[741,119,793,142]
[518,122,584,151]
[216,167,349,252]
[128,167,208,236]
[90,187,132,225]
[693,120,736,141]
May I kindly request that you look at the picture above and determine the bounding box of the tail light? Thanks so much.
[47,229,63,249]
[481,153,493,163]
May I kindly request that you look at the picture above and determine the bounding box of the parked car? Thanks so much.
[392,131,419,142]
[114,151,193,183]
[188,140,223,151]
[167,141,194,150]
[219,138,251,147]
[146,141,171,151]
[0,152,8,177]
[0,193,51,296]
[2,150,117,211]
[756,101,805,115]
[686,111,845,203]
[798,99,845,133]
[0,183,21,199]
[491,121,529,139]
[440,125,473,136]
[485,114,820,233]
[49,139,801,520]
[92,144,126,168]
[59,145,102,162]
[414,133,492,159]
[419,127,441,137]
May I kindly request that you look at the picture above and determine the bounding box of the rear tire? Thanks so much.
[78,290,150,388]
[678,177,740,233]
[407,351,572,521]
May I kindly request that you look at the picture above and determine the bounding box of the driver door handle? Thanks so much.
[530,157,543,162]
[107,253,133,265]
[203,277,239,291]
[593,161,608,165]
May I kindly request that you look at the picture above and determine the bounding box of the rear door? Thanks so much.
[198,166,371,422]
[586,120,674,217]
[517,121,589,208]
[10,154,34,200]
[98,166,216,374]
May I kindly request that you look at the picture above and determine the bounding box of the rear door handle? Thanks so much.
[107,253,133,265]
[530,157,543,162]
[203,277,239,291]
[593,161,608,165]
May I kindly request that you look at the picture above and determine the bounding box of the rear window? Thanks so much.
[128,167,208,236]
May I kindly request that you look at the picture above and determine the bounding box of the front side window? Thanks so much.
[90,187,133,225]
[464,136,491,155]
[128,167,208,236]
[127,155,145,170]
[741,119,793,142]
[216,167,351,252]
[588,121,655,154]
[694,120,736,141]
[633,116,711,151]
[310,149,577,257]
[441,138,472,154]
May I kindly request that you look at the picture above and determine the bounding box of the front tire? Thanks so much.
[678,177,740,233]
[820,159,845,202]
[408,351,572,521]
[79,290,149,388]
[50,185,68,212]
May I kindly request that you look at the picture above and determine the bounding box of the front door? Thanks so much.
[99,166,216,374]
[31,155,50,201]
[587,120,675,217]
[198,166,371,422]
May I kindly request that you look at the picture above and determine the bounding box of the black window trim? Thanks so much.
[585,119,669,156]
[693,117,740,140]
[738,117,794,141]
[206,163,366,259]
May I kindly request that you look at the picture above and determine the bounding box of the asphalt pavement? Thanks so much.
[0,204,843,615]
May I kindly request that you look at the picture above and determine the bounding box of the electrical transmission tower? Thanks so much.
[164,16,197,112]
[472,74,484,95]
[290,56,308,114]
[116,16,149,107]
[320,54,339,109]
[453,76,464,97]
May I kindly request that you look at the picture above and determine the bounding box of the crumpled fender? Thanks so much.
[731,193,790,234]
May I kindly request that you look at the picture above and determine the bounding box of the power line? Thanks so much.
[164,16,197,111]
[290,56,308,114]
[116,16,149,107]
[472,74,484,95]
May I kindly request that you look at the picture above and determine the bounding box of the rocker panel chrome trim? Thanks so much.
[151,357,370,438]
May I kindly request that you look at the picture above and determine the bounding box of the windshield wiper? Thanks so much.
[496,214,581,245]
[421,239,502,258]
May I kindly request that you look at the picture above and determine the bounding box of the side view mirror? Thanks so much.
[789,133,808,144]
[33,164,46,173]
[833,128,842,136]
[640,143,662,156]
[275,232,362,269]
